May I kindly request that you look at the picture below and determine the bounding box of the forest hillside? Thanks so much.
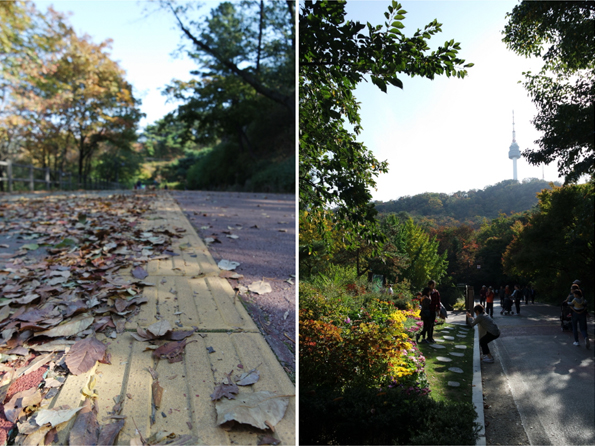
[374,178,561,228]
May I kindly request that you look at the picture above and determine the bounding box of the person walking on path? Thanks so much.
[428,280,441,343]
[524,285,531,305]
[564,289,590,348]
[512,284,522,315]
[467,304,501,363]
[416,287,432,344]
[480,285,487,306]
[486,286,495,317]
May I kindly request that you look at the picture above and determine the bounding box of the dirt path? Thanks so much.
[171,191,296,377]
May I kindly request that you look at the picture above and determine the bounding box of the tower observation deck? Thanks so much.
[508,111,520,180]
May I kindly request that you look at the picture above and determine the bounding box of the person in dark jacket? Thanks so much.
[467,304,501,363]
[428,280,441,343]
[512,284,522,315]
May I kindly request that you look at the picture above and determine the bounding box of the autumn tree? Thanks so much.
[1,2,142,184]
[299,0,473,254]
[503,182,594,303]
[503,1,595,183]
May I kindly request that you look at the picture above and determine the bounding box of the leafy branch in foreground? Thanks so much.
[299,0,473,255]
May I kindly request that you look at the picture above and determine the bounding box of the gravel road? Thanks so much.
[172,191,296,377]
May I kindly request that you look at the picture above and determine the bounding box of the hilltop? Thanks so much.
[374,178,561,228]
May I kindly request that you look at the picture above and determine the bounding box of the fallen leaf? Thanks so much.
[69,398,99,446]
[4,387,43,423]
[64,336,107,375]
[131,266,149,280]
[35,314,94,338]
[147,319,172,337]
[219,271,244,280]
[218,259,240,271]
[35,407,82,427]
[248,280,272,295]
[210,382,239,401]
[97,419,125,445]
[152,339,194,363]
[215,391,290,430]
[236,369,260,386]
[152,381,163,408]
[258,434,281,445]
[22,243,40,251]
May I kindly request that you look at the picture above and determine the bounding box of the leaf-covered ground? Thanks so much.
[0,192,180,445]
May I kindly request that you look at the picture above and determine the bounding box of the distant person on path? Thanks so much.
[524,285,531,305]
[416,287,432,344]
[480,285,487,306]
[467,304,501,363]
[512,284,522,315]
[486,286,495,317]
[387,284,394,296]
[499,285,505,306]
[564,289,590,348]
[530,285,535,304]
[428,280,441,343]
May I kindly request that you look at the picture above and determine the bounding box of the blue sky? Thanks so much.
[344,0,565,200]
[34,0,220,129]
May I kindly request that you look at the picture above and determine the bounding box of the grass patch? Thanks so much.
[417,321,474,403]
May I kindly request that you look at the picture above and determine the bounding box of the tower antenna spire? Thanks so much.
[512,110,516,143]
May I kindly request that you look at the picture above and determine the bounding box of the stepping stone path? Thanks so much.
[435,339,445,342]
[430,344,446,349]
[448,381,461,387]
[449,352,464,357]
[449,367,464,374]
[456,334,467,337]
[436,356,452,362]
[442,336,455,340]
[455,345,467,349]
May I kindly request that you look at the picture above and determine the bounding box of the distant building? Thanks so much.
[508,111,521,181]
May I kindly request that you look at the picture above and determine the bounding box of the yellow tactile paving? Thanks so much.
[49,192,295,445]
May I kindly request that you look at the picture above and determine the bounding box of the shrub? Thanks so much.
[300,386,480,445]
[300,284,420,389]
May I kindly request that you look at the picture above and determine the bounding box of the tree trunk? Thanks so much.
[256,0,265,73]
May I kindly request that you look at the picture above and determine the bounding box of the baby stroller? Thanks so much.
[560,301,572,331]
[501,296,514,315]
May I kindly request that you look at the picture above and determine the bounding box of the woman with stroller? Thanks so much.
[416,287,433,344]
[564,288,590,348]
[467,304,501,363]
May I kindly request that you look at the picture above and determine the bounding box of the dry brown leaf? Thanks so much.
[131,265,149,280]
[248,280,272,295]
[236,369,260,386]
[97,419,125,445]
[152,381,164,408]
[147,319,172,337]
[215,391,290,430]
[35,407,82,427]
[64,336,107,375]
[35,314,93,338]
[69,398,99,446]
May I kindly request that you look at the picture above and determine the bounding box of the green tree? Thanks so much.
[503,1,594,183]
[503,182,594,303]
[299,0,472,253]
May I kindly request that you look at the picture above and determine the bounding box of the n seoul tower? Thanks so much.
[508,111,521,181]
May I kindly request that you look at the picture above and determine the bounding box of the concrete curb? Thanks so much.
[471,323,486,446]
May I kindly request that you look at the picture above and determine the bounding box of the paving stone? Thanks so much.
[442,335,455,340]
[449,367,464,373]
[456,334,467,337]
[448,381,461,387]
[449,352,465,357]
[455,345,467,349]
[435,339,445,343]
[436,356,452,362]
[430,344,446,349]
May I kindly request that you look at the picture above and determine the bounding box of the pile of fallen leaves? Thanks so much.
[0,193,182,445]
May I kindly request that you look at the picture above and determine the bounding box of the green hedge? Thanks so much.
[300,386,480,445]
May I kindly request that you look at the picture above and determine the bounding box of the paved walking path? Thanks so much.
[46,192,295,445]
[482,301,593,445]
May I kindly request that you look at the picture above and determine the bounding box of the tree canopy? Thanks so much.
[503,1,595,184]
[0,1,142,184]
[299,0,473,253]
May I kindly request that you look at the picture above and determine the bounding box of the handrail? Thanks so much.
[0,160,121,192]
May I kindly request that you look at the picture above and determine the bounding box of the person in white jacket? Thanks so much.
[467,304,501,363]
